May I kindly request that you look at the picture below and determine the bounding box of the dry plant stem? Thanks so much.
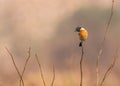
[20,47,31,86]
[100,48,118,86]
[35,54,46,86]
[80,46,84,86]
[5,47,24,86]
[50,64,55,86]
[96,0,114,86]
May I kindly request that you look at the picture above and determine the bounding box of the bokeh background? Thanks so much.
[0,0,120,86]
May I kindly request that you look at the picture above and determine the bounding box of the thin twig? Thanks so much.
[96,0,115,86]
[20,47,31,86]
[5,47,24,86]
[35,54,46,86]
[100,48,118,86]
[50,64,55,86]
[80,46,84,86]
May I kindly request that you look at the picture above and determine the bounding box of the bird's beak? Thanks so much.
[74,29,77,32]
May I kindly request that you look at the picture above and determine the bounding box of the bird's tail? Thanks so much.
[79,41,83,47]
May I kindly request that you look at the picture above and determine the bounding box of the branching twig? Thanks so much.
[100,48,118,86]
[5,47,24,86]
[20,47,31,86]
[80,46,84,86]
[35,54,46,86]
[50,64,55,86]
[96,0,115,86]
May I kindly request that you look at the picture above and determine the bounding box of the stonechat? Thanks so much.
[75,26,88,47]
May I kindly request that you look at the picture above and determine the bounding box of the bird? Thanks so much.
[75,26,88,47]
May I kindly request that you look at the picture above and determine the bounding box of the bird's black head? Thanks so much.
[75,26,81,32]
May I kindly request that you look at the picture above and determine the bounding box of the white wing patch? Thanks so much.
[80,27,85,30]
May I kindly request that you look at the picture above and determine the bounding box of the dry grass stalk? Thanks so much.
[80,46,84,86]
[20,47,31,86]
[50,64,55,86]
[100,48,118,86]
[35,54,46,86]
[96,0,115,86]
[5,47,24,86]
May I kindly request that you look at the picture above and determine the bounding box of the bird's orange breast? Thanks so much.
[79,30,88,41]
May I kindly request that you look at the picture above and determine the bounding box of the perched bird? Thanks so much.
[75,26,88,47]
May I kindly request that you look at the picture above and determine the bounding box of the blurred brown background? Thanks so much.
[0,0,120,86]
